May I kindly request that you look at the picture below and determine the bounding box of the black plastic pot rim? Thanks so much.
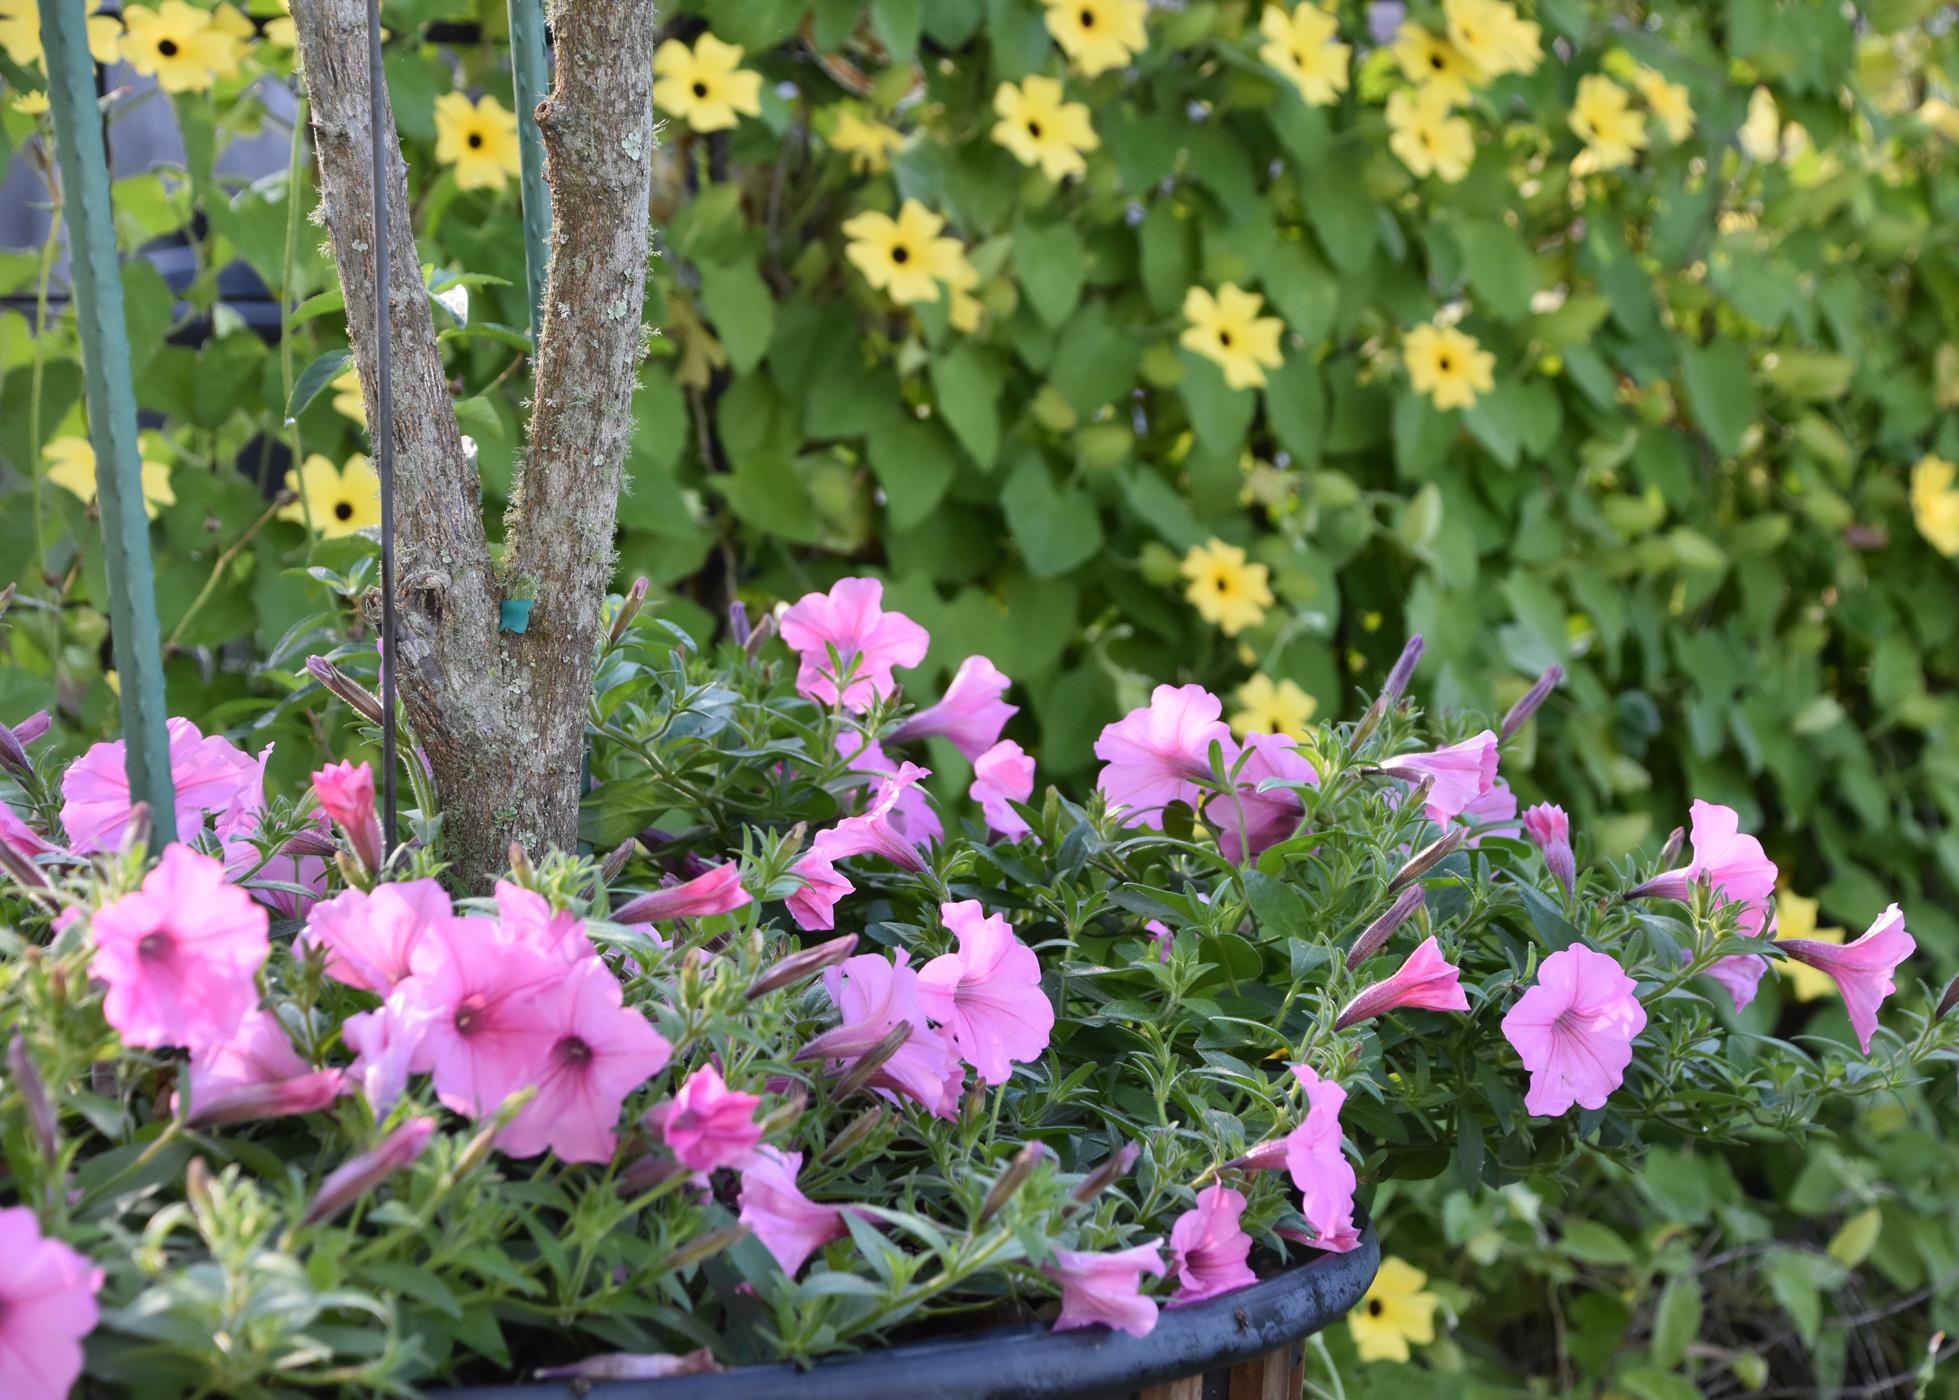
[443,1217,1379,1400]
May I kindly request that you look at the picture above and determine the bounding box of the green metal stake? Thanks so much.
[37,0,176,845]
[507,0,552,345]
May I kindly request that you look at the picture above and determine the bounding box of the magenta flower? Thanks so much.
[342,994,437,1116]
[1458,777,1518,846]
[816,762,935,871]
[779,577,930,711]
[786,851,853,931]
[301,879,455,995]
[1522,803,1575,894]
[1094,684,1234,829]
[0,1207,102,1400]
[837,734,943,846]
[1378,730,1499,824]
[1045,1241,1166,1337]
[1777,903,1914,1054]
[179,1009,345,1126]
[313,760,384,872]
[1631,800,1778,934]
[60,716,261,853]
[971,739,1036,839]
[1334,936,1470,1030]
[1501,944,1646,1117]
[493,881,595,965]
[801,949,958,1115]
[1167,1183,1257,1305]
[655,1064,763,1173]
[737,1146,848,1276]
[612,863,752,926]
[889,654,1017,759]
[1285,1064,1360,1253]
[91,844,269,1050]
[403,917,566,1119]
[917,900,1054,1086]
[498,958,673,1164]
[1214,731,1317,864]
[304,1117,438,1225]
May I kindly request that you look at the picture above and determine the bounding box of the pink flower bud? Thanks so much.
[305,656,386,726]
[313,761,384,874]
[303,1117,437,1225]
[1500,665,1564,741]
[1334,936,1469,1029]
[1522,802,1576,895]
[1346,885,1427,969]
[613,863,752,926]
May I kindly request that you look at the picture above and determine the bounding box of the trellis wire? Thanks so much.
[365,0,399,855]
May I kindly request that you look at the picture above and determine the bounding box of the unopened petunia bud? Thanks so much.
[1657,825,1686,871]
[742,610,777,660]
[8,1032,58,1165]
[0,838,52,900]
[302,1117,437,1225]
[747,934,859,1000]
[726,600,751,649]
[1500,665,1564,742]
[609,577,650,646]
[756,1091,807,1140]
[1069,1141,1140,1205]
[1227,1138,1289,1173]
[0,712,41,784]
[1347,884,1428,969]
[600,840,635,884]
[1387,826,1464,894]
[1936,972,1959,1024]
[1382,634,1425,707]
[654,1223,749,1275]
[832,1021,915,1099]
[305,655,386,726]
[507,841,535,883]
[978,1141,1052,1225]
[280,828,339,860]
[820,1104,885,1162]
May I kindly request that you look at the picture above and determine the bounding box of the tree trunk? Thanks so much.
[290,0,657,888]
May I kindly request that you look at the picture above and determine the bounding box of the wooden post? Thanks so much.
[507,0,553,346]
[37,0,176,844]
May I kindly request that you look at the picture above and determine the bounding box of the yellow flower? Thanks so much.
[992,76,1099,181]
[202,2,254,77]
[1633,66,1695,142]
[1181,538,1274,636]
[1181,284,1285,390]
[1350,1257,1440,1363]
[256,0,295,48]
[1043,0,1148,79]
[653,32,762,133]
[433,92,522,192]
[280,453,380,538]
[941,250,985,334]
[1258,4,1350,107]
[1386,84,1476,182]
[120,2,230,94]
[830,107,905,174]
[1773,891,1847,1003]
[1443,0,1539,79]
[1910,453,1959,557]
[0,0,120,68]
[1918,97,1959,144]
[43,435,175,520]
[1404,322,1495,411]
[1391,22,1484,107]
[12,89,49,116]
[1569,74,1647,172]
[1231,673,1317,740]
[1739,85,1781,161]
[843,200,967,307]
[331,366,365,424]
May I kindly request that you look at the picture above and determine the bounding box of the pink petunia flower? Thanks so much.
[786,851,853,931]
[313,760,384,873]
[1776,903,1914,1054]
[889,654,1017,760]
[402,916,567,1119]
[91,844,269,1049]
[654,1064,763,1173]
[0,1207,103,1400]
[612,863,753,927]
[1334,935,1470,1030]
[1167,1183,1257,1305]
[342,994,438,1116]
[837,735,942,846]
[1458,777,1518,847]
[492,881,594,966]
[817,762,936,871]
[60,716,261,853]
[1285,1064,1360,1253]
[779,577,930,711]
[1094,685,1234,830]
[801,949,958,1115]
[302,879,456,995]
[215,745,330,921]
[917,900,1054,1086]
[1378,730,1499,825]
[737,1146,848,1276]
[1630,800,1779,1010]
[498,958,673,1164]
[1045,1241,1167,1337]
[1522,803,1575,894]
[1214,731,1317,865]
[178,1008,345,1126]
[1500,944,1646,1117]
[970,740,1036,839]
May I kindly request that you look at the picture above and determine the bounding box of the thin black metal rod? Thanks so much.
[365,0,398,858]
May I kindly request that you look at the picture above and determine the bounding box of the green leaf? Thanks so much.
[1306,183,1375,275]
[698,261,775,374]
[1679,341,1759,457]
[288,349,352,421]
[869,0,924,57]
[1266,357,1326,468]
[1138,202,1193,317]
[1826,1206,1882,1269]
[1558,1220,1637,1266]
[867,419,958,531]
[1457,217,1538,319]
[1651,1275,1702,1368]
[1000,452,1103,577]
[1014,221,1087,327]
[1178,352,1255,463]
[931,344,1002,469]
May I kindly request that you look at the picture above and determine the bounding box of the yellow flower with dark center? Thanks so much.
[281,453,380,538]
[1391,22,1484,107]
[1042,0,1148,79]
[1773,891,1846,1003]
[1633,66,1695,142]
[120,2,229,94]
[1404,322,1495,411]
[1258,4,1350,107]
[992,76,1099,181]
[1443,0,1538,79]
[433,92,522,192]
[43,435,175,520]
[1386,84,1476,182]
[1181,284,1285,390]
[1231,673,1317,740]
[653,32,762,133]
[0,0,119,69]
[843,200,967,307]
[1349,1257,1440,1363]
[1181,538,1274,636]
[1911,453,1959,556]
[1569,74,1647,172]
[830,108,905,174]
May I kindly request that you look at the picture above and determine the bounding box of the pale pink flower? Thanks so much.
[889,654,1017,759]
[61,716,260,853]
[612,863,752,926]
[653,1064,762,1173]
[1522,803,1575,894]
[816,762,935,871]
[837,734,942,846]
[1777,903,1914,1054]
[304,1117,438,1225]
[1700,953,1769,1014]
[971,740,1036,838]
[1630,800,1778,934]
[1334,936,1470,1030]
[1094,684,1234,829]
[403,917,567,1118]
[493,881,594,965]
[1501,944,1646,1117]
[342,994,437,1116]
[917,900,1054,1085]
[91,844,269,1049]
[179,1009,345,1126]
[1167,1183,1257,1304]
[216,747,330,921]
[1378,730,1499,824]
[738,1146,848,1276]
[801,949,958,1114]
[0,1207,102,1400]
[779,577,930,711]
[498,958,673,1164]
[1046,1241,1166,1337]
[1458,777,1518,847]
[1285,1064,1360,1253]
[302,879,455,994]
[313,760,383,872]
[1214,731,1316,864]
[787,851,852,931]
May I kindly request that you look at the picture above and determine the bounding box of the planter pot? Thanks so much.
[447,1218,1378,1400]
